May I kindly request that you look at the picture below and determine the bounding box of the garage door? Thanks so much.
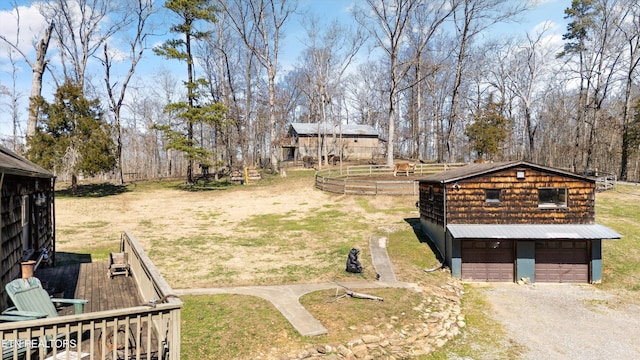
[461,240,514,281]
[535,240,589,283]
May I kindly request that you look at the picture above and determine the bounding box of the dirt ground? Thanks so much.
[483,283,640,359]
[54,175,419,288]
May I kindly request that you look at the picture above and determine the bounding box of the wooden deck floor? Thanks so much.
[35,261,143,315]
[33,262,161,359]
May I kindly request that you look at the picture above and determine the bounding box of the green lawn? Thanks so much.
[595,185,640,294]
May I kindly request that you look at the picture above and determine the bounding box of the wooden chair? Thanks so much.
[3,277,87,318]
[1,277,88,359]
[108,252,130,278]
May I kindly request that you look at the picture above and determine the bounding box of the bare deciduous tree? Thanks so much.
[101,0,155,184]
[406,1,455,161]
[39,0,131,91]
[218,0,298,171]
[443,0,527,162]
[618,0,640,180]
[296,15,364,168]
[0,2,54,143]
[354,0,421,167]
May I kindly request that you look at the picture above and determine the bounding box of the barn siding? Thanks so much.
[444,168,595,225]
[296,135,380,160]
[418,182,445,226]
[1,180,26,293]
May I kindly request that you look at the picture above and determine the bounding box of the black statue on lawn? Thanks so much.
[346,248,363,273]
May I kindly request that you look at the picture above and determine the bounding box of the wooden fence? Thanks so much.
[315,163,465,196]
[595,172,617,192]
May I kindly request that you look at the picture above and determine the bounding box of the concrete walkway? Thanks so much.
[175,236,418,336]
[369,235,397,282]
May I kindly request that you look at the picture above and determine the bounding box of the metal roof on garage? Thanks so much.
[447,224,621,240]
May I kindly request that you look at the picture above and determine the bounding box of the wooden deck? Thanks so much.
[35,261,143,315]
[0,233,181,360]
[33,261,160,359]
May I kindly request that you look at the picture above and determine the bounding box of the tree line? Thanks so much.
[1,0,640,184]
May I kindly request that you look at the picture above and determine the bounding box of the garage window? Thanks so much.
[538,188,567,208]
[485,189,501,203]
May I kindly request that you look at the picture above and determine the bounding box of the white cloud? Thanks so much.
[103,39,128,63]
[0,4,48,60]
[528,0,562,7]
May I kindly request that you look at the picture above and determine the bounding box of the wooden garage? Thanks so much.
[418,161,621,283]
[461,240,514,281]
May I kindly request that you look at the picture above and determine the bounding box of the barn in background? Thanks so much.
[417,160,620,283]
[281,122,383,162]
[0,146,55,307]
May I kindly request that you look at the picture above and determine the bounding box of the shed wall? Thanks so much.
[296,136,380,160]
[443,168,595,224]
[0,175,54,308]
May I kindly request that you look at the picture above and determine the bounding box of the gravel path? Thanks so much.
[483,284,640,359]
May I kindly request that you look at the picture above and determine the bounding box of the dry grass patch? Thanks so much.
[55,174,400,288]
[301,287,425,337]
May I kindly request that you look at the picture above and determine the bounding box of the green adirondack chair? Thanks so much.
[1,277,88,359]
[3,277,87,318]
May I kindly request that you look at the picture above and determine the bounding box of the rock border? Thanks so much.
[262,278,465,359]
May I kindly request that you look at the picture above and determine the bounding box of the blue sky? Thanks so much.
[0,0,571,139]
[283,0,569,69]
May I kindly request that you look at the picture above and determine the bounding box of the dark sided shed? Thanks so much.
[417,160,620,283]
[0,146,55,308]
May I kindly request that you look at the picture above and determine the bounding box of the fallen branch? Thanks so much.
[334,284,383,302]
[424,263,444,273]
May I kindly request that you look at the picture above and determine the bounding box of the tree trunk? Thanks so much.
[27,21,54,140]
[269,73,279,172]
[186,26,195,184]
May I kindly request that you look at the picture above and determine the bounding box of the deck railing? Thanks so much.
[0,231,182,360]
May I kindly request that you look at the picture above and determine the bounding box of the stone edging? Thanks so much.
[265,278,465,359]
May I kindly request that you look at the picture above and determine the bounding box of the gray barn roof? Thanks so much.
[419,160,594,183]
[290,122,378,137]
[0,146,53,178]
[447,224,621,240]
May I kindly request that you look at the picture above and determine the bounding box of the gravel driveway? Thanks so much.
[483,284,640,359]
